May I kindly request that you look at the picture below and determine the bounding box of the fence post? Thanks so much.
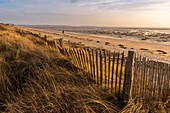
[123,51,135,101]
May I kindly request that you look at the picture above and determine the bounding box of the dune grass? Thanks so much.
[0,24,121,113]
[0,24,169,113]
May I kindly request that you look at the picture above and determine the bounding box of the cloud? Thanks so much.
[67,0,170,11]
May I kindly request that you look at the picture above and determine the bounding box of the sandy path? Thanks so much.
[22,27,170,62]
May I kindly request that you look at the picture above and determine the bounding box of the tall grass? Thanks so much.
[0,24,121,113]
[0,24,169,113]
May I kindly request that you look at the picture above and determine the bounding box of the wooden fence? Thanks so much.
[132,57,170,101]
[41,36,170,102]
[60,47,128,100]
[58,46,170,102]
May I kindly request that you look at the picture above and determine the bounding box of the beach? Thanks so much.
[22,26,170,62]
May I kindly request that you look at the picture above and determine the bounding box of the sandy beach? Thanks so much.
[22,27,170,62]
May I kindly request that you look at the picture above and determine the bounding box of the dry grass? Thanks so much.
[0,24,169,113]
[121,97,170,113]
[0,24,121,113]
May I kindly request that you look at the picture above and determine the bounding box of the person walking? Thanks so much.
[62,30,65,35]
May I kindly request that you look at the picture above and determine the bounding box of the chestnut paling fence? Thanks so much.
[58,47,170,102]
[31,32,169,102]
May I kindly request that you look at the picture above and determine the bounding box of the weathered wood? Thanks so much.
[158,62,161,99]
[108,51,111,89]
[100,50,103,87]
[154,62,159,99]
[140,57,144,99]
[77,49,83,69]
[118,52,124,98]
[87,49,93,81]
[92,49,96,83]
[136,56,141,100]
[58,47,170,102]
[96,49,99,86]
[146,59,150,99]
[75,49,81,68]
[104,50,107,89]
[132,56,137,99]
[167,64,170,98]
[69,48,75,64]
[72,48,79,67]
[111,52,116,93]
[162,63,168,100]
[155,62,159,99]
[142,58,147,99]
[151,61,155,98]
[160,63,165,99]
[123,51,135,101]
[115,53,120,95]
[82,49,88,73]
[84,49,90,79]
[80,49,85,69]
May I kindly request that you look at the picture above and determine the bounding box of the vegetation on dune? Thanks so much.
[0,24,169,113]
[0,24,120,113]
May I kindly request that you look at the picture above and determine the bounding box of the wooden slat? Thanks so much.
[158,62,161,99]
[75,49,81,68]
[69,48,75,64]
[71,48,77,65]
[160,63,165,99]
[140,57,144,100]
[108,51,111,89]
[146,59,150,99]
[87,49,93,81]
[151,61,155,98]
[151,61,155,99]
[167,64,170,97]
[96,49,99,86]
[162,63,168,100]
[104,50,107,89]
[100,50,103,87]
[84,49,90,79]
[72,48,79,67]
[152,62,157,99]
[80,49,85,69]
[115,52,120,95]
[92,49,96,83]
[82,49,88,77]
[142,57,146,99]
[118,52,124,98]
[155,62,159,99]
[78,49,83,69]
[111,52,116,93]
[132,56,137,99]
[136,56,141,100]
[71,48,76,65]
[148,60,152,99]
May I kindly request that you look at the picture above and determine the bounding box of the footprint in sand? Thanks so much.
[105,42,110,45]
[118,44,127,49]
[156,50,167,55]
[140,48,153,54]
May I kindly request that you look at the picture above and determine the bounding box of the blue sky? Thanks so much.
[0,0,170,27]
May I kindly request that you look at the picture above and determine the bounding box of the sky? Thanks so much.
[0,0,170,27]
